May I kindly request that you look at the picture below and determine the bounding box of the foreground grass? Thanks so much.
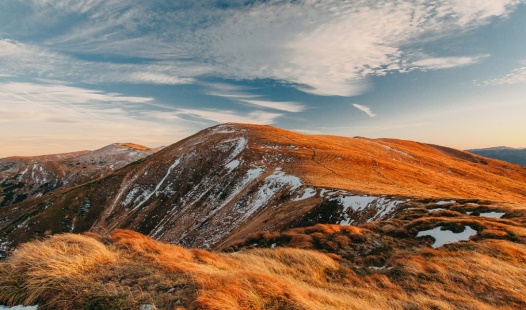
[1,226,525,310]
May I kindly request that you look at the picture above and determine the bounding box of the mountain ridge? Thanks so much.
[0,143,158,207]
[467,146,526,166]
[1,123,525,256]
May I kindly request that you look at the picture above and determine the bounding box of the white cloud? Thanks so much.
[0,39,199,85]
[192,0,522,96]
[178,108,281,125]
[0,0,524,96]
[0,82,153,104]
[445,0,521,26]
[411,55,488,70]
[352,104,376,118]
[0,82,154,124]
[205,82,305,112]
[481,62,526,86]
[126,72,194,85]
[0,82,197,157]
[240,99,305,113]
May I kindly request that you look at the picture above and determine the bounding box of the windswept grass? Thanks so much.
[1,227,525,310]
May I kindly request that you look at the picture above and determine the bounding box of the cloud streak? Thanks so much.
[178,108,282,125]
[481,62,526,86]
[411,55,488,70]
[205,82,305,112]
[352,104,376,118]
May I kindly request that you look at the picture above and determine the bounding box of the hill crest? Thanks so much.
[0,123,525,256]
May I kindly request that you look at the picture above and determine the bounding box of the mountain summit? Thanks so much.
[1,123,525,255]
[0,143,157,207]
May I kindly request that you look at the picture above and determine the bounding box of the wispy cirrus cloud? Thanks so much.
[411,55,489,70]
[178,108,282,125]
[480,61,526,86]
[0,39,200,85]
[0,82,153,104]
[1,0,523,97]
[205,82,305,113]
[0,82,154,125]
[240,100,305,113]
[352,104,376,118]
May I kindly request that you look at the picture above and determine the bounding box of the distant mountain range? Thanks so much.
[467,147,526,166]
[0,143,158,207]
[1,123,525,257]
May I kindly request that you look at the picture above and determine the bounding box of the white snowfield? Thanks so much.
[417,226,477,248]
[0,305,37,309]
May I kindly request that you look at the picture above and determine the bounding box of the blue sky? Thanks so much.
[0,0,525,156]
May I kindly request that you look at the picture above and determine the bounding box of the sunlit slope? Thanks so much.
[242,123,526,201]
[1,123,525,255]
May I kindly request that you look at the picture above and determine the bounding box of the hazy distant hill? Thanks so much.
[0,143,157,207]
[467,146,526,166]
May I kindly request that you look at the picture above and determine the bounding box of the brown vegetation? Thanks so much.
[1,223,525,309]
[242,123,526,203]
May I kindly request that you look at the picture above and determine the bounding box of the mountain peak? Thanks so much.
[1,124,525,256]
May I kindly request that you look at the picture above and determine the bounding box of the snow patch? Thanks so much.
[0,305,38,309]
[230,137,247,159]
[238,169,303,222]
[225,160,240,171]
[479,212,505,218]
[18,166,29,180]
[368,266,393,270]
[123,187,140,206]
[131,158,181,212]
[212,125,238,134]
[381,144,413,158]
[417,226,477,248]
[293,187,316,201]
[0,238,11,258]
[335,195,404,225]
[435,200,456,205]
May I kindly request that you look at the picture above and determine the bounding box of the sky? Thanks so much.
[0,0,525,157]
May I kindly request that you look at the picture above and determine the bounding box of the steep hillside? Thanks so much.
[0,143,157,207]
[467,146,526,166]
[1,123,525,257]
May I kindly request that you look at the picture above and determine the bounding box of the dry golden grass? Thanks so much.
[1,227,525,310]
[116,143,156,152]
[238,123,526,203]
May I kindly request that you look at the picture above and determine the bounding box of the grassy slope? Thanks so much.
[1,200,525,310]
[243,124,526,203]
[1,124,526,309]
